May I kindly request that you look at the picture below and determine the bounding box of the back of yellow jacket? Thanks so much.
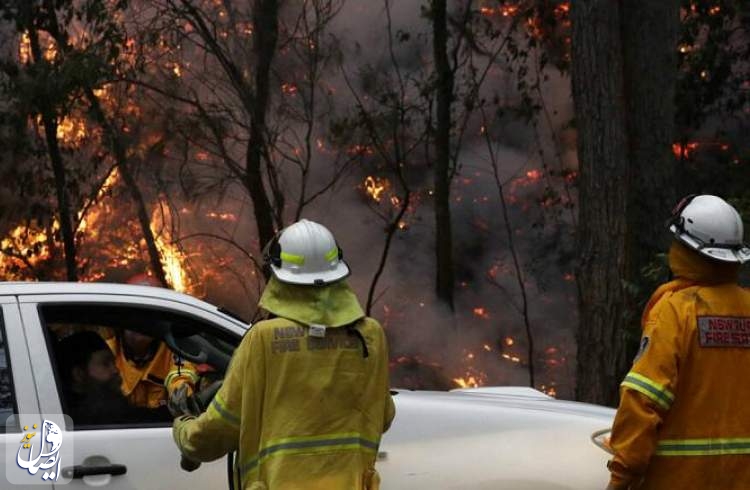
[609,282,750,489]
[174,316,395,490]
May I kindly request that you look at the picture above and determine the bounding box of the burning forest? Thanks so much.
[0,0,747,404]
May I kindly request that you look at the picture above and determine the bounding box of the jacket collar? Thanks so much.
[258,276,365,327]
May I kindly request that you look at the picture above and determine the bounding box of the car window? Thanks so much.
[0,311,18,433]
[38,303,239,430]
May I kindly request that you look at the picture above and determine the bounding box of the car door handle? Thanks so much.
[61,464,127,479]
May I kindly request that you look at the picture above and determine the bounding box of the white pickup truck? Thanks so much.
[0,282,613,489]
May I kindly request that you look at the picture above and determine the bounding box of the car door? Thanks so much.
[17,292,245,490]
[0,296,44,489]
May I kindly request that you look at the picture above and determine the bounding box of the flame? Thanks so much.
[473,307,490,319]
[480,4,519,17]
[526,169,543,181]
[206,212,237,222]
[364,176,389,203]
[281,83,298,96]
[55,116,88,147]
[452,367,488,388]
[540,385,557,397]
[18,32,31,64]
[151,203,192,293]
[18,31,57,64]
[453,376,482,388]
[672,142,699,159]
[0,220,57,279]
[347,144,374,156]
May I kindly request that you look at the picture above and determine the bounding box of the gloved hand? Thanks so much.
[180,454,201,472]
[167,384,200,418]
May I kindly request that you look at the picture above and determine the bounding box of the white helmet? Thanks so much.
[669,194,750,263]
[263,219,350,285]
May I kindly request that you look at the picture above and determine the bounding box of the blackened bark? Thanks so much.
[571,0,630,406]
[247,0,279,250]
[622,1,679,280]
[432,0,455,310]
[83,88,169,288]
[572,1,680,406]
[25,23,78,281]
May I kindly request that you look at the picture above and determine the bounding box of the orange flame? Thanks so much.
[364,176,389,203]
[473,307,490,319]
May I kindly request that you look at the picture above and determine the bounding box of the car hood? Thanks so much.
[379,388,614,489]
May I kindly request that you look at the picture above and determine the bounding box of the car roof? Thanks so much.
[0,281,249,327]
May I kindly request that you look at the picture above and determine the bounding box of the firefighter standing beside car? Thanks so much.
[171,219,395,490]
[607,195,750,490]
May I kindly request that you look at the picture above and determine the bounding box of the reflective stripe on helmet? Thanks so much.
[621,372,675,410]
[280,251,305,265]
[656,437,750,456]
[324,247,339,262]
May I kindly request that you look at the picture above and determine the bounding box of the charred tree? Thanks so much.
[431,0,455,310]
[32,3,171,288]
[246,0,280,250]
[571,0,630,406]
[622,1,679,288]
[22,15,78,281]
[170,0,279,252]
[572,0,678,406]
[83,89,169,288]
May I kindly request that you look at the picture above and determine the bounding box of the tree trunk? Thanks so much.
[431,0,455,310]
[622,0,679,281]
[83,88,169,288]
[246,0,279,251]
[25,23,78,281]
[571,0,630,406]
[572,0,679,406]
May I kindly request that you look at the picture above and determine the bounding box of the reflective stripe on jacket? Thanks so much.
[608,244,750,489]
[173,315,395,490]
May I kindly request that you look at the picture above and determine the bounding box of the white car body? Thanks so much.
[0,283,614,489]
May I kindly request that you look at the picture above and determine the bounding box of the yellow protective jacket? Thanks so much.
[173,277,395,490]
[608,242,750,489]
[107,338,197,409]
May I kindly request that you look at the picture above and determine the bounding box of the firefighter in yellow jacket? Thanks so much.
[107,331,197,410]
[607,195,750,490]
[108,274,198,411]
[172,219,395,490]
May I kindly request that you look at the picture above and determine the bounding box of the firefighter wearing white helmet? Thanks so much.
[668,194,750,263]
[265,219,350,285]
[172,219,395,490]
[607,195,750,489]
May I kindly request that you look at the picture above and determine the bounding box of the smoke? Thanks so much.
[0,0,580,398]
[265,1,579,397]
[177,0,581,397]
